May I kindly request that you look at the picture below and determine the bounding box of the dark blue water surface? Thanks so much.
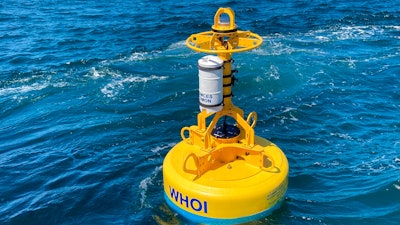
[1,0,399,224]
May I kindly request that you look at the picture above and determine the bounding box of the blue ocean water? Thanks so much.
[1,0,399,224]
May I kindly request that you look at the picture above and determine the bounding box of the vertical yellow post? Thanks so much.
[218,53,233,110]
[212,8,236,111]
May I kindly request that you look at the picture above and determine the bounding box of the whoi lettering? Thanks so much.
[169,185,208,213]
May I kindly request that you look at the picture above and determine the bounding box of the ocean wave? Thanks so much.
[125,51,162,62]
[256,24,399,56]
[316,25,386,41]
[165,40,187,51]
[138,165,162,209]
[0,82,48,97]
[100,74,168,99]
[0,78,70,101]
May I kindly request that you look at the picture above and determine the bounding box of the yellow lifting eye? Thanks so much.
[186,7,263,54]
[212,7,237,32]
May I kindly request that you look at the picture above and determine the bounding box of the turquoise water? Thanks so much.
[1,0,399,224]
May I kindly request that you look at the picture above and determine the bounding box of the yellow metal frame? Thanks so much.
[183,7,264,152]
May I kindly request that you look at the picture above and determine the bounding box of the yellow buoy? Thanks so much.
[163,7,289,224]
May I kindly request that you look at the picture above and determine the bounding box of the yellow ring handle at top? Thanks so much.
[212,7,237,32]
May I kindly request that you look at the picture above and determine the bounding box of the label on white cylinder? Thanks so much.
[198,55,223,112]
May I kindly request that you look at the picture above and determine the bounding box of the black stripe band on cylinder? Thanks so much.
[198,65,223,71]
[223,93,232,98]
[199,101,223,107]
[223,82,232,87]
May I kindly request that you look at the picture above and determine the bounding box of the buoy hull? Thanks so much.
[164,192,285,225]
[162,136,289,224]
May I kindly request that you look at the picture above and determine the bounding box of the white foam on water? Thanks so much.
[394,183,400,191]
[101,74,168,98]
[255,39,296,56]
[139,176,153,208]
[265,65,280,80]
[127,51,159,61]
[260,25,397,51]
[289,112,299,122]
[150,142,176,154]
[312,24,400,44]
[138,165,162,209]
[283,107,297,113]
[352,154,397,175]
[255,95,267,102]
[0,77,70,99]
[315,35,330,42]
[330,132,354,141]
[97,50,163,67]
[87,66,122,79]
[166,40,186,51]
[333,25,385,41]
[0,83,48,97]
[52,82,69,88]
[89,67,102,78]
[384,25,400,30]
[304,102,317,108]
